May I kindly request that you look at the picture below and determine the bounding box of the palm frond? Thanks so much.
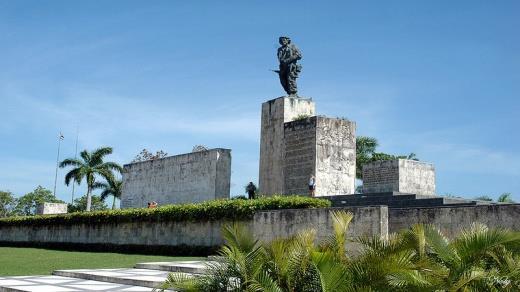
[153,272,198,292]
[59,158,83,168]
[101,161,123,174]
[221,223,259,253]
[79,150,90,163]
[90,147,113,163]
[64,168,83,186]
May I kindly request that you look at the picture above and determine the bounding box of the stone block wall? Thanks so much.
[0,206,388,254]
[363,159,435,196]
[121,148,231,208]
[36,203,68,215]
[315,117,356,196]
[389,204,520,238]
[283,118,317,195]
[259,97,315,195]
[283,117,356,196]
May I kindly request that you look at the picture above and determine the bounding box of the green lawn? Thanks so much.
[0,247,204,276]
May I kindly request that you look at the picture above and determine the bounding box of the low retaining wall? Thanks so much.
[389,204,520,237]
[0,206,387,255]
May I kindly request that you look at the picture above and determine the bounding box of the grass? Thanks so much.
[0,247,204,276]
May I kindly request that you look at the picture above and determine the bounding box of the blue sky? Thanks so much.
[1,1,518,203]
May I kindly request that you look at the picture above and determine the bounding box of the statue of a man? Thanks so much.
[277,36,302,96]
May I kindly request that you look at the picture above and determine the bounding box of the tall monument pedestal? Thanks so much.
[259,97,315,195]
[258,96,356,196]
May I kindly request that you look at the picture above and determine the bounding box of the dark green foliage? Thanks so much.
[474,195,494,201]
[12,186,64,216]
[356,136,418,180]
[68,194,108,212]
[0,190,16,217]
[93,178,122,209]
[158,214,520,292]
[498,193,515,203]
[0,195,330,227]
[60,146,122,212]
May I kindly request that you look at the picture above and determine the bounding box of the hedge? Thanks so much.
[0,195,330,227]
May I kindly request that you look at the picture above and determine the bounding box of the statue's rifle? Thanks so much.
[270,69,280,74]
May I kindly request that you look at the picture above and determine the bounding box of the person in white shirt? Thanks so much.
[308,175,316,197]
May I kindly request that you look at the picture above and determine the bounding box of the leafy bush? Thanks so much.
[0,195,330,227]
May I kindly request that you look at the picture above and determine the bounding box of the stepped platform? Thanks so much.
[326,192,486,208]
[135,261,211,274]
[0,275,157,291]
[52,268,180,289]
[0,261,214,291]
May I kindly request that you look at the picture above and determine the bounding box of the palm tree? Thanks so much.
[498,193,515,203]
[93,178,122,210]
[156,211,354,292]
[157,213,520,292]
[59,147,122,212]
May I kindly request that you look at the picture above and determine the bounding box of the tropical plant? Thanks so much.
[67,194,108,212]
[0,190,16,217]
[155,210,354,292]
[12,186,64,216]
[93,178,123,209]
[498,193,515,203]
[474,195,494,201]
[157,212,520,292]
[356,136,418,180]
[59,147,122,212]
[0,195,329,227]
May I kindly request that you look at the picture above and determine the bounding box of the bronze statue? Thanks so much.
[276,36,302,96]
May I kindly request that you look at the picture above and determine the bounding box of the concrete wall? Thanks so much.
[283,118,317,195]
[254,206,387,245]
[363,159,435,196]
[282,117,356,196]
[315,117,356,196]
[0,207,387,252]
[389,204,520,237]
[259,97,315,195]
[121,149,231,208]
[36,203,67,215]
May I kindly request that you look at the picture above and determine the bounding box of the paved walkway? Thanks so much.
[0,261,208,292]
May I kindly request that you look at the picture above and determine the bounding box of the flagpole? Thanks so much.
[71,128,78,204]
[53,132,64,198]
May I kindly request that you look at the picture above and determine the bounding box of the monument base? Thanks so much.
[259,96,315,195]
[36,203,68,215]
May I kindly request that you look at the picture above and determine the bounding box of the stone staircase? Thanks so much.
[0,261,210,292]
[326,192,491,208]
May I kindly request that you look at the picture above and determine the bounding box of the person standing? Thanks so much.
[308,175,316,197]
[245,182,257,200]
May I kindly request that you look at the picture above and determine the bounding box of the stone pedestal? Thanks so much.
[284,116,356,196]
[36,203,67,215]
[121,148,231,208]
[362,159,436,196]
[259,97,315,195]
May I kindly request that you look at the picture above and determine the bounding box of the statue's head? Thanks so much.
[279,36,291,46]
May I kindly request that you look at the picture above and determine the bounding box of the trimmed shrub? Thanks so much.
[0,195,330,227]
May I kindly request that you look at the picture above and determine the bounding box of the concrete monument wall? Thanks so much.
[315,117,356,196]
[284,116,356,196]
[389,204,520,238]
[36,203,68,215]
[363,159,436,196]
[121,148,231,208]
[259,97,315,195]
[0,206,387,253]
[283,117,317,195]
